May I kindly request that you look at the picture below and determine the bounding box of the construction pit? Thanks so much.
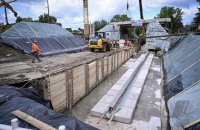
[0,40,166,130]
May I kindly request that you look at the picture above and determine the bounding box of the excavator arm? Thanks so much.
[0,0,17,17]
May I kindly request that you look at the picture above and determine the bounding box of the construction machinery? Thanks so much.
[0,0,17,25]
[88,32,112,52]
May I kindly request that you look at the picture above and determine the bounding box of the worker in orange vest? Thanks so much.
[32,40,41,63]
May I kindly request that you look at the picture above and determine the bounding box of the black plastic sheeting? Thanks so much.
[0,22,87,56]
[164,33,200,130]
[165,75,183,96]
[0,86,98,130]
[168,82,200,130]
[164,34,200,96]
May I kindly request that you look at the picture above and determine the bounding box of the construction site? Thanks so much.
[0,0,200,130]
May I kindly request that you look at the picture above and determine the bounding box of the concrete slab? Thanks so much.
[91,102,110,117]
[107,89,119,96]
[99,95,115,104]
[121,99,136,108]
[127,91,140,100]
[112,84,124,90]
[114,107,134,124]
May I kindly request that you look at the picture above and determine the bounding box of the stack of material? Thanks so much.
[91,53,154,123]
[0,22,87,56]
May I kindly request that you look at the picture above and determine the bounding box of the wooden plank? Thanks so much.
[98,60,102,81]
[12,110,56,130]
[108,56,112,74]
[73,65,86,104]
[47,72,66,85]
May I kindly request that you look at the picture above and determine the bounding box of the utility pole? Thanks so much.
[47,0,49,23]
[83,0,89,40]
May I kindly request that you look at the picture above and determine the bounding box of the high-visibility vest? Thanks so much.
[32,43,40,53]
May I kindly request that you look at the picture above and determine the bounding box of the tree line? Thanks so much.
[16,13,62,26]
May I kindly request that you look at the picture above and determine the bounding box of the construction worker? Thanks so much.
[32,40,41,63]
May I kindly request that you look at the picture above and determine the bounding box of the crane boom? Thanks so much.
[0,0,17,17]
[83,0,89,40]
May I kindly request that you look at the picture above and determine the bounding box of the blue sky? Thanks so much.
[0,0,199,29]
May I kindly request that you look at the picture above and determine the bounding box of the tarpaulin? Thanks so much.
[0,22,87,56]
[164,33,200,130]
[163,34,200,95]
[0,86,98,130]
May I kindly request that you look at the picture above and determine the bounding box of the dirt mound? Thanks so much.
[0,43,31,63]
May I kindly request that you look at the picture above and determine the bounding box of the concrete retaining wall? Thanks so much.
[44,47,137,112]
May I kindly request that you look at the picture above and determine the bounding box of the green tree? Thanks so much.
[156,6,184,33]
[16,16,33,23]
[111,14,131,22]
[37,13,62,26]
[66,28,72,32]
[197,0,200,4]
[94,20,108,31]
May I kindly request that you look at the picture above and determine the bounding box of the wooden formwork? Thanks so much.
[44,48,136,112]
[118,52,122,66]
[72,65,86,104]
[46,72,67,112]
[114,53,118,69]
[122,51,125,64]
[87,61,97,92]
[103,57,108,77]
[98,59,103,82]
[108,55,112,75]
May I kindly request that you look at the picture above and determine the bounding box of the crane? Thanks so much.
[0,0,17,25]
[83,0,89,40]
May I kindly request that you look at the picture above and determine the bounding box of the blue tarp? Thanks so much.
[0,22,87,56]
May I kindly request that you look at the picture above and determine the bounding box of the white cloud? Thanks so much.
[1,0,199,29]
[182,6,199,25]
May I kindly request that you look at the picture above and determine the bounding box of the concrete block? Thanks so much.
[115,80,127,87]
[114,107,134,124]
[133,82,144,88]
[131,87,142,95]
[112,84,124,90]
[91,102,109,117]
[121,99,136,108]
[127,91,140,100]
[99,95,115,104]
[107,89,119,96]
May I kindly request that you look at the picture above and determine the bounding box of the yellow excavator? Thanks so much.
[88,32,112,52]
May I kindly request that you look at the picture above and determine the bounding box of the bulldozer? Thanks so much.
[88,32,112,52]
